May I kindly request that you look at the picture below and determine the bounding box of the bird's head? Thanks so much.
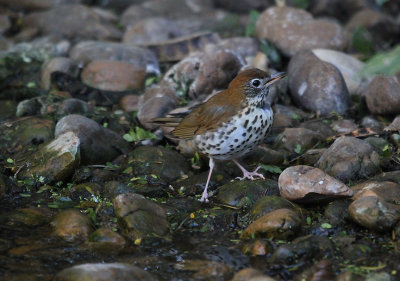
[228,68,286,106]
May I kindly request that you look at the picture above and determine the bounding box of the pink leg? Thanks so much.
[200,157,215,203]
[232,159,265,180]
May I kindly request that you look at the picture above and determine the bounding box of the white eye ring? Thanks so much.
[251,78,262,88]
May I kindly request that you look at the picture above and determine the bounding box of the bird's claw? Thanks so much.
[236,166,265,181]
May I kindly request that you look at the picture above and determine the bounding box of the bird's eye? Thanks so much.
[251,79,261,87]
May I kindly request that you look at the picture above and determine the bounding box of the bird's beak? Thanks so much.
[263,72,287,87]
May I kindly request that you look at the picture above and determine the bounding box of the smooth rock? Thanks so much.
[242,239,275,256]
[256,6,346,57]
[59,99,93,116]
[41,57,77,90]
[361,116,383,133]
[119,95,140,113]
[212,37,260,63]
[312,49,367,95]
[250,195,299,222]
[241,208,302,240]
[272,235,334,263]
[216,180,280,207]
[317,137,381,182]
[9,207,53,226]
[349,196,400,231]
[364,75,400,115]
[230,268,273,281]
[16,98,41,117]
[330,119,358,134]
[54,263,156,281]
[288,50,350,115]
[278,127,323,153]
[299,119,335,137]
[123,17,184,45]
[22,4,121,41]
[81,60,146,91]
[127,146,190,182]
[0,0,81,11]
[51,209,93,243]
[279,165,353,203]
[351,181,400,203]
[17,131,80,184]
[113,193,169,240]
[55,114,130,165]
[86,228,126,253]
[174,259,231,281]
[70,41,160,75]
[137,83,178,129]
[298,148,327,166]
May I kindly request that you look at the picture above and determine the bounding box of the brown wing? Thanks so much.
[172,89,245,139]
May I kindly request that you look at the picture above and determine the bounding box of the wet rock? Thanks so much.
[294,259,334,281]
[361,116,383,132]
[120,95,140,113]
[113,193,169,240]
[349,196,400,231]
[22,4,121,41]
[70,41,160,75]
[127,146,190,182]
[364,75,400,115]
[272,235,334,263]
[120,0,213,27]
[16,98,41,117]
[312,49,367,95]
[241,208,302,240]
[279,165,353,203]
[216,179,280,207]
[324,199,351,226]
[59,98,93,116]
[123,17,184,45]
[250,195,299,222]
[81,60,146,92]
[9,207,53,226]
[346,9,398,51]
[51,209,93,243]
[364,137,389,156]
[137,83,178,129]
[288,50,350,115]
[174,259,231,280]
[242,239,274,256]
[330,119,358,134]
[17,131,80,184]
[317,137,381,182]
[41,57,77,90]
[352,181,400,203]
[256,6,346,57]
[55,114,130,165]
[86,228,126,253]
[54,263,156,281]
[278,128,323,153]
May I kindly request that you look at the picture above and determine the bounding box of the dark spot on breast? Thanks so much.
[242,132,246,137]
[252,115,258,124]
[244,119,249,128]
[247,126,253,132]
[234,139,238,142]
[245,108,251,115]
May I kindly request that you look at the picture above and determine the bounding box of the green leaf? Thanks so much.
[259,39,281,64]
[259,164,282,174]
[245,10,259,37]
[361,45,400,77]
[306,217,312,225]
[375,0,389,6]
[123,127,156,143]
[6,158,14,163]
[293,0,309,9]
[321,223,332,229]
[352,26,373,55]
[294,144,303,154]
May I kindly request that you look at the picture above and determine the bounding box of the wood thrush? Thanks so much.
[157,68,286,202]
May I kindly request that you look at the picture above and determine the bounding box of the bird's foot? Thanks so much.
[199,191,209,203]
[235,166,265,181]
